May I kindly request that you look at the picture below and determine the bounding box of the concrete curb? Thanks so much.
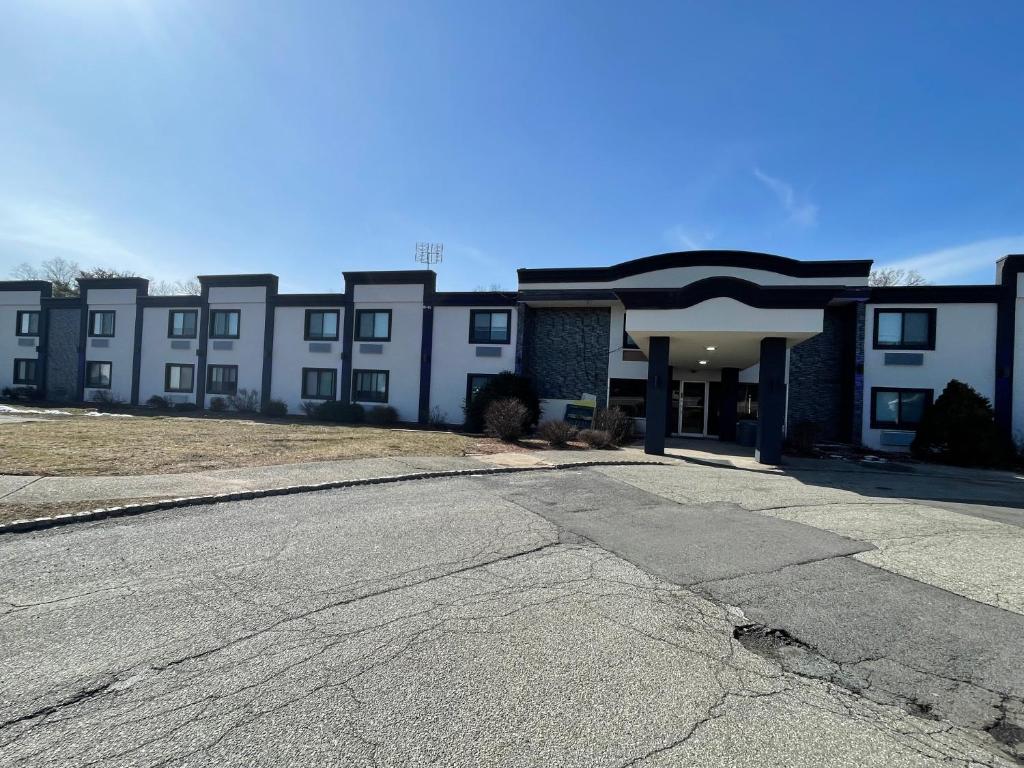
[0,460,667,536]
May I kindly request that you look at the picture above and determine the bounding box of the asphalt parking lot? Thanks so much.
[1,460,1022,767]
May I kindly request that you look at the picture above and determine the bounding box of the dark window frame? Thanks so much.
[88,310,116,338]
[354,309,392,342]
[13,358,37,385]
[872,308,937,351]
[468,309,512,345]
[164,363,195,393]
[206,364,239,395]
[209,309,241,340]
[622,324,639,350]
[465,373,496,406]
[15,310,40,337]
[301,367,338,399]
[167,309,199,339]
[85,360,113,389]
[304,309,340,341]
[869,386,933,429]
[352,368,389,403]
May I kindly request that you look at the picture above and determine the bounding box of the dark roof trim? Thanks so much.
[41,296,81,307]
[198,274,279,293]
[138,295,204,308]
[273,293,348,307]
[868,285,1002,304]
[0,280,53,297]
[433,291,518,307]
[614,278,845,310]
[517,250,873,284]
[516,289,620,303]
[343,270,437,293]
[76,277,150,293]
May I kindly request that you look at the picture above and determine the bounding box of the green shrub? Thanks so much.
[146,395,170,409]
[484,398,530,442]
[315,400,365,423]
[209,397,228,412]
[578,428,613,449]
[261,399,288,418]
[593,407,633,446]
[537,419,578,447]
[464,372,540,432]
[911,379,1015,467]
[365,405,399,425]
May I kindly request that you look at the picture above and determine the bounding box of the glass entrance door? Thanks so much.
[679,381,707,435]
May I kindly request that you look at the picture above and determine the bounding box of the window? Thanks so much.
[164,364,195,393]
[89,310,115,338]
[210,309,241,339]
[167,310,198,339]
[354,309,391,341]
[13,358,36,385]
[870,387,932,429]
[302,367,337,399]
[353,369,389,403]
[16,311,40,337]
[466,373,496,406]
[469,310,511,344]
[873,309,936,350]
[206,364,238,395]
[86,361,112,389]
[304,310,340,341]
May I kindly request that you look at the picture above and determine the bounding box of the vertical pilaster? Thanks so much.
[719,367,739,441]
[644,336,670,455]
[756,337,787,464]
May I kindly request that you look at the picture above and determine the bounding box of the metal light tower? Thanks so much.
[414,242,443,269]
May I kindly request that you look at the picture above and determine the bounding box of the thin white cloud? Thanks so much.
[882,235,1024,284]
[0,200,157,275]
[753,168,818,228]
[665,225,715,251]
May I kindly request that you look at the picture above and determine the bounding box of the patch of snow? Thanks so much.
[0,405,74,416]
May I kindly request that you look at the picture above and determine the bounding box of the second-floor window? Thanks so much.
[469,310,511,344]
[874,309,936,350]
[206,365,238,395]
[305,310,340,341]
[355,309,391,341]
[210,309,240,339]
[168,310,198,339]
[89,310,115,338]
[16,311,40,337]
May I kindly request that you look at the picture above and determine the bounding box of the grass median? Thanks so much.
[0,414,477,476]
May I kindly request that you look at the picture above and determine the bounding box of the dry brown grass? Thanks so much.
[0,415,476,476]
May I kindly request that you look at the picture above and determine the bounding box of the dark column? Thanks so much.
[644,336,670,455]
[718,367,739,441]
[664,365,675,437]
[756,337,787,465]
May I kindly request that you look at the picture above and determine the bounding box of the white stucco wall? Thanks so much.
[522,265,866,291]
[270,305,345,414]
[861,302,998,451]
[0,290,43,391]
[1013,274,1024,446]
[428,305,517,425]
[203,286,267,408]
[83,288,138,403]
[138,306,200,404]
[349,283,423,421]
[608,304,650,381]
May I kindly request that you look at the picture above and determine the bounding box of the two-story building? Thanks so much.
[2,250,1022,465]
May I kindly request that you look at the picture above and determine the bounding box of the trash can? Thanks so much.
[736,420,758,447]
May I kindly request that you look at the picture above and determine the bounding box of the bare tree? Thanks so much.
[869,268,928,287]
[149,278,201,296]
[11,257,82,297]
[474,283,504,292]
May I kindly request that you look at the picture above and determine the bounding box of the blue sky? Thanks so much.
[1,1,1022,292]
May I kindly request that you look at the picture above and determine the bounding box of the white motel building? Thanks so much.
[2,250,1023,465]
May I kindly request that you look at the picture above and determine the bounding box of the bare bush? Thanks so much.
[537,419,578,447]
[228,388,259,413]
[578,428,613,449]
[484,398,530,442]
[593,407,633,445]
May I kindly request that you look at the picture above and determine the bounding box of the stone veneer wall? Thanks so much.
[45,307,80,401]
[522,307,610,407]
[787,304,857,442]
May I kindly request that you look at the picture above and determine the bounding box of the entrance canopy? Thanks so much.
[619,278,841,369]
